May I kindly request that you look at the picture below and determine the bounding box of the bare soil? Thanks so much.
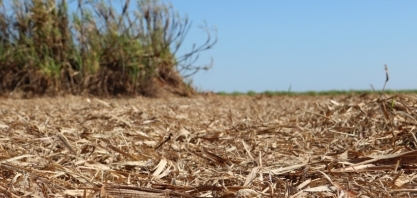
[1,94,417,197]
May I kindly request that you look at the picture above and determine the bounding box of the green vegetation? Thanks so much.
[247,90,256,96]
[215,89,417,96]
[0,0,216,97]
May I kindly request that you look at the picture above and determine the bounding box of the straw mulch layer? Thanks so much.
[1,94,417,197]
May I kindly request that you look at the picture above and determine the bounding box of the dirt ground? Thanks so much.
[1,94,417,197]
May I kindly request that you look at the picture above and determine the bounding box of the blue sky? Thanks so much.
[167,1,417,92]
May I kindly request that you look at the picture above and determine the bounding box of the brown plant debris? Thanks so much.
[1,94,417,197]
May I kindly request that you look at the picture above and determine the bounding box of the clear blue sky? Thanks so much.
[167,1,417,92]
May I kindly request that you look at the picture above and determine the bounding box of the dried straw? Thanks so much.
[1,94,417,197]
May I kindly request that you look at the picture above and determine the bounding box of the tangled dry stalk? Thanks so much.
[1,94,417,197]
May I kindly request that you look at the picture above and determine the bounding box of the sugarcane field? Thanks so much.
[0,0,416,197]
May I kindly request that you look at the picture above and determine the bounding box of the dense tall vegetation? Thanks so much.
[0,0,216,97]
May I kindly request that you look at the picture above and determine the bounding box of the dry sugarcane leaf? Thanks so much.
[2,94,417,197]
